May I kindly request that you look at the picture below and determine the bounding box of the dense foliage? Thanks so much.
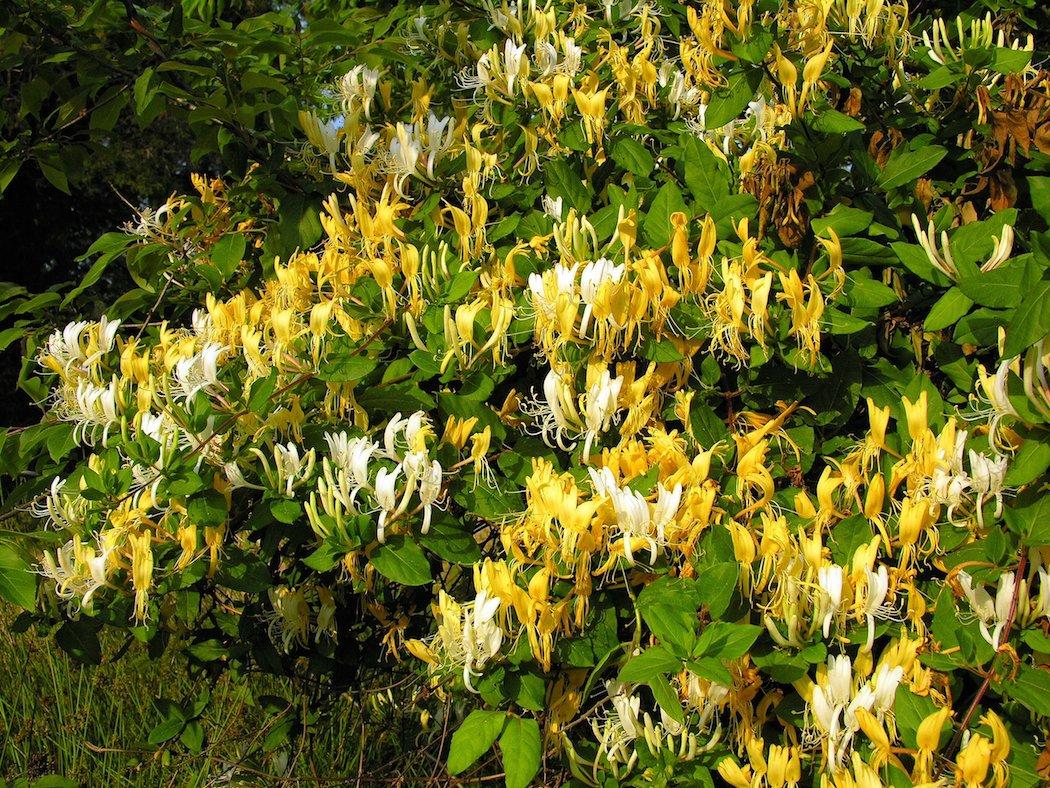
[2,0,1050,784]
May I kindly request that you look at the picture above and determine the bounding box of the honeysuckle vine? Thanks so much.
[1,0,1049,785]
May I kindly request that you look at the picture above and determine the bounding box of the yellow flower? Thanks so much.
[129,530,154,622]
[955,734,992,787]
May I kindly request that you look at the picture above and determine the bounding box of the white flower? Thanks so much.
[870,664,904,713]
[338,65,380,118]
[252,442,316,498]
[533,40,559,77]
[418,460,443,534]
[461,590,503,689]
[826,654,853,707]
[62,378,121,444]
[843,686,875,733]
[374,463,419,543]
[588,466,619,498]
[382,411,430,459]
[968,450,1008,526]
[818,564,844,638]
[457,51,494,93]
[561,38,582,75]
[582,369,623,462]
[38,536,112,610]
[959,570,1014,649]
[41,320,89,373]
[609,484,656,566]
[911,214,958,280]
[191,309,212,336]
[522,369,580,451]
[503,39,527,95]
[527,262,577,322]
[172,343,225,402]
[223,461,264,491]
[982,225,1014,271]
[592,682,644,767]
[430,590,503,693]
[388,122,423,195]
[424,113,455,179]
[30,477,88,531]
[667,70,702,119]
[861,566,892,651]
[95,316,121,359]
[651,483,683,533]
[1037,565,1050,621]
[578,257,625,338]
[929,466,970,522]
[542,194,564,219]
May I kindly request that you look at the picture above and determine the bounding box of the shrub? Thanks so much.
[2,0,1049,784]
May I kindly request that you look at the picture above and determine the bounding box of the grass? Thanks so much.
[0,605,443,785]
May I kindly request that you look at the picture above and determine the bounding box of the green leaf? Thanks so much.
[996,665,1050,716]
[811,205,874,238]
[134,67,157,115]
[694,622,761,660]
[187,489,228,527]
[992,47,1032,74]
[269,499,302,524]
[924,288,973,331]
[56,619,102,665]
[499,717,541,788]
[0,158,22,193]
[704,70,762,130]
[1003,436,1050,488]
[447,710,507,775]
[215,551,272,592]
[892,241,950,286]
[682,136,730,210]
[848,279,899,309]
[1016,494,1050,546]
[37,155,69,194]
[695,562,738,618]
[611,137,654,177]
[0,543,36,609]
[619,645,681,683]
[643,182,688,247]
[878,145,947,190]
[147,700,186,745]
[752,648,809,682]
[949,210,1017,273]
[957,266,1023,309]
[180,719,205,753]
[1003,275,1050,357]
[686,656,733,685]
[1028,176,1050,220]
[303,541,342,571]
[649,674,684,724]
[370,537,432,585]
[545,159,592,214]
[894,686,941,749]
[211,233,247,281]
[638,336,686,362]
[918,66,964,89]
[637,576,700,648]
[443,269,480,303]
[810,109,865,134]
[318,350,379,383]
[823,307,870,335]
[420,512,481,564]
[830,515,873,566]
